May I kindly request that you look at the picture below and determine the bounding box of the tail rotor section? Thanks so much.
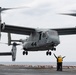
[0,33,22,61]
[0,42,18,61]
[0,6,29,61]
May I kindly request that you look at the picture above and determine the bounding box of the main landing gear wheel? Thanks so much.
[23,51,28,55]
[46,51,52,56]
[51,48,56,51]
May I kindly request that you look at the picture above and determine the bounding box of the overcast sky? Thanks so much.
[0,0,76,62]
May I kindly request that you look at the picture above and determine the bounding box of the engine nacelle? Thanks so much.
[0,23,5,40]
[0,24,2,40]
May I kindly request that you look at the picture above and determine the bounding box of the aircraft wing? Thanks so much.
[52,27,76,35]
[1,23,76,35]
[1,24,36,35]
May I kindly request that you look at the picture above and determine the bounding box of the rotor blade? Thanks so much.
[59,13,76,17]
[0,6,29,12]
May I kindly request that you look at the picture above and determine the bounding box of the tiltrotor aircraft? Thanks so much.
[0,7,76,61]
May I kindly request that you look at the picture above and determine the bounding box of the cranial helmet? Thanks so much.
[58,55,62,58]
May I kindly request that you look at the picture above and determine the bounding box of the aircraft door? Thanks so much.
[39,32,42,40]
[38,32,47,46]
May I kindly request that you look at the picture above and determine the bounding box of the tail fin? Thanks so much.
[8,33,11,45]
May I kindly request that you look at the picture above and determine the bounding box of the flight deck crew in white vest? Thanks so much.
[53,53,66,71]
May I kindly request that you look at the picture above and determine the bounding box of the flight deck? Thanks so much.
[0,64,76,75]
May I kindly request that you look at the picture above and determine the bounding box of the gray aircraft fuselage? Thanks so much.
[23,29,60,51]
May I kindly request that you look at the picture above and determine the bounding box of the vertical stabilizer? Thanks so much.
[8,33,11,45]
[0,7,2,40]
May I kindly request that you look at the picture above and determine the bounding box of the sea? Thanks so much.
[0,62,76,66]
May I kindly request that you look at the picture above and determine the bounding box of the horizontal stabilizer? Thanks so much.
[0,52,12,56]
[0,46,17,61]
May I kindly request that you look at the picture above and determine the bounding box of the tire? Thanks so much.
[49,52,52,55]
[23,51,25,55]
[54,48,56,51]
[26,51,28,55]
[46,52,48,56]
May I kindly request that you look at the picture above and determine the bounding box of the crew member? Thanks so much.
[53,53,65,71]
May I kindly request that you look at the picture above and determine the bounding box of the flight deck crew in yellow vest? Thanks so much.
[53,53,66,71]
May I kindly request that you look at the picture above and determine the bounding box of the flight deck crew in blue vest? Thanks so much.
[53,53,66,71]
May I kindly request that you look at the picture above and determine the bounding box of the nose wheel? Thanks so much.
[23,51,28,55]
[46,51,52,56]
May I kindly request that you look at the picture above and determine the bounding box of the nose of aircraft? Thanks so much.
[47,35,60,46]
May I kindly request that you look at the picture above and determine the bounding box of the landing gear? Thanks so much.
[51,42,56,51]
[49,52,52,55]
[46,51,52,56]
[23,51,28,55]
[51,48,56,51]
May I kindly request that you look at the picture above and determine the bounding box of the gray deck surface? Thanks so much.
[0,66,76,75]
